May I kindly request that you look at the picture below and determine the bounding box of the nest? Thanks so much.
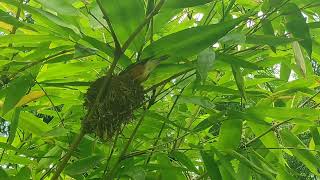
[83,74,144,139]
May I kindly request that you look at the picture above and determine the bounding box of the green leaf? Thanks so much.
[0,168,9,179]
[19,111,51,136]
[0,35,63,45]
[280,62,291,82]
[163,0,212,9]
[246,107,320,122]
[218,119,242,150]
[200,151,222,180]
[121,166,146,180]
[247,121,280,148]
[261,18,276,52]
[197,49,215,83]
[35,0,80,16]
[155,153,184,179]
[0,0,81,37]
[193,115,220,132]
[308,22,320,29]
[65,155,103,175]
[237,162,251,180]
[14,167,31,180]
[42,127,69,137]
[292,41,307,77]
[282,3,312,56]
[7,108,21,145]
[280,129,320,176]
[227,150,274,178]
[73,44,96,59]
[217,54,261,70]
[170,151,199,173]
[37,146,62,170]
[231,64,246,100]
[179,96,215,109]
[142,15,248,59]
[2,75,33,115]
[0,9,34,31]
[1,153,34,165]
[261,19,275,36]
[0,142,33,156]
[213,149,237,179]
[98,0,145,51]
[81,35,131,67]
[145,111,190,132]
[246,35,301,46]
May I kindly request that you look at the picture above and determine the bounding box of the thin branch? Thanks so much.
[122,132,191,160]
[173,106,201,150]
[154,72,196,104]
[103,129,120,174]
[82,2,111,34]
[145,68,195,93]
[104,110,148,179]
[203,1,217,25]
[96,0,121,51]
[298,90,320,108]
[241,118,293,149]
[122,0,166,52]
[33,78,64,126]
[145,85,187,164]
[51,130,86,180]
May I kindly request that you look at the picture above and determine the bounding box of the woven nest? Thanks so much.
[83,74,144,139]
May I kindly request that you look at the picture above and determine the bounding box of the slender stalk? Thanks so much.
[104,111,147,179]
[241,118,292,149]
[173,106,201,150]
[103,130,120,174]
[145,68,195,93]
[145,86,187,164]
[51,129,86,180]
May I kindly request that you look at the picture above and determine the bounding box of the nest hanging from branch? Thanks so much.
[83,73,145,139]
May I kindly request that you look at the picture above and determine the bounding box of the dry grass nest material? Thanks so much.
[83,74,144,139]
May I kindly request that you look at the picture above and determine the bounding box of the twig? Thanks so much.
[144,68,195,93]
[104,110,148,179]
[32,75,64,126]
[241,118,293,149]
[153,72,196,104]
[51,129,86,180]
[122,132,191,160]
[122,0,166,52]
[103,130,120,174]
[203,1,217,25]
[145,85,187,164]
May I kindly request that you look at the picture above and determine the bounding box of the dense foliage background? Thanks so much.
[0,0,320,179]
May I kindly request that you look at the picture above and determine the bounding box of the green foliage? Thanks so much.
[0,0,320,179]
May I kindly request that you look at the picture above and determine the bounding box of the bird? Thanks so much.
[119,55,168,83]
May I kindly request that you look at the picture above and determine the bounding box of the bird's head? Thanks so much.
[144,60,160,75]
